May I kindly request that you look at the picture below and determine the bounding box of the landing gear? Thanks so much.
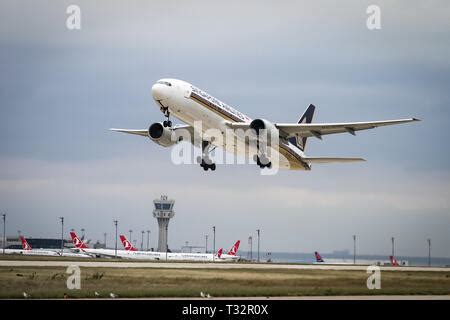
[197,141,216,171]
[254,134,272,169]
[162,108,172,127]
[253,154,272,169]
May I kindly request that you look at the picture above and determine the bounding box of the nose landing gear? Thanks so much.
[162,108,172,127]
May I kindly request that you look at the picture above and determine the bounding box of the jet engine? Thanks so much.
[148,122,177,147]
[249,118,279,141]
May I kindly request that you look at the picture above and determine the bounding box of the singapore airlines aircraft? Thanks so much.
[111,78,419,171]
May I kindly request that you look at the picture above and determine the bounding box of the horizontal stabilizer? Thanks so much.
[303,157,366,164]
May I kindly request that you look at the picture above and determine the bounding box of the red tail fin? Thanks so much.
[314,251,324,262]
[389,255,399,266]
[20,236,32,250]
[217,248,223,259]
[227,240,240,256]
[119,235,137,251]
[70,232,88,249]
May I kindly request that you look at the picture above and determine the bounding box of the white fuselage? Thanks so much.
[2,248,60,257]
[151,79,308,170]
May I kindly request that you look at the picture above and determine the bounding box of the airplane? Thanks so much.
[389,255,399,267]
[314,251,325,263]
[1,236,61,257]
[313,251,354,265]
[219,240,241,261]
[118,234,236,262]
[110,78,419,171]
[69,231,136,259]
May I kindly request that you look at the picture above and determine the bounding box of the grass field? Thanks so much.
[1,265,449,299]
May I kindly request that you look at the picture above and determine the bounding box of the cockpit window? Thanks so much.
[157,81,172,87]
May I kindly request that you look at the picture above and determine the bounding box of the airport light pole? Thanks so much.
[141,231,144,251]
[113,220,118,258]
[129,229,133,243]
[205,234,208,253]
[81,228,85,239]
[212,226,216,261]
[2,214,6,255]
[391,237,395,257]
[353,235,356,264]
[165,225,168,261]
[248,236,253,261]
[59,217,64,256]
[427,238,431,267]
[17,230,21,238]
[104,232,107,248]
[146,230,150,251]
[256,229,260,263]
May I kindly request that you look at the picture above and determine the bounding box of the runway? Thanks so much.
[1,260,448,272]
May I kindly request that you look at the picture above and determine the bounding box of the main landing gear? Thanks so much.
[197,140,216,171]
[253,154,272,169]
[254,136,272,169]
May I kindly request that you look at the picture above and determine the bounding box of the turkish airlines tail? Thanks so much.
[227,240,240,256]
[389,255,399,266]
[119,235,137,251]
[217,248,223,259]
[19,236,32,250]
[314,251,324,263]
[70,232,89,249]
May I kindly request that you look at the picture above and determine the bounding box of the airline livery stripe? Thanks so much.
[190,91,243,123]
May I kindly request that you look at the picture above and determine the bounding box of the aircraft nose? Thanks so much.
[151,82,170,101]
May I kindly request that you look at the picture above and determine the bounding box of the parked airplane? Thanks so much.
[111,78,419,171]
[69,231,136,259]
[119,235,238,262]
[313,251,354,265]
[389,255,399,267]
[314,251,324,263]
[2,236,61,257]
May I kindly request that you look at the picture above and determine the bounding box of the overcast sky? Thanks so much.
[1,1,449,257]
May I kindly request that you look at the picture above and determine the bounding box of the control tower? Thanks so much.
[153,195,175,252]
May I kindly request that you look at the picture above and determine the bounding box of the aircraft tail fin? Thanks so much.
[314,251,324,263]
[227,240,241,256]
[120,235,137,251]
[288,104,315,151]
[70,232,89,249]
[389,255,399,266]
[217,248,223,259]
[20,236,32,250]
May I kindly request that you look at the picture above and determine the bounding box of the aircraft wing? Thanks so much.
[226,118,419,139]
[109,124,194,137]
[303,157,366,164]
[274,118,419,139]
[109,128,148,136]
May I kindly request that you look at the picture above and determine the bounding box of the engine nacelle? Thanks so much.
[249,118,279,141]
[148,122,177,147]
